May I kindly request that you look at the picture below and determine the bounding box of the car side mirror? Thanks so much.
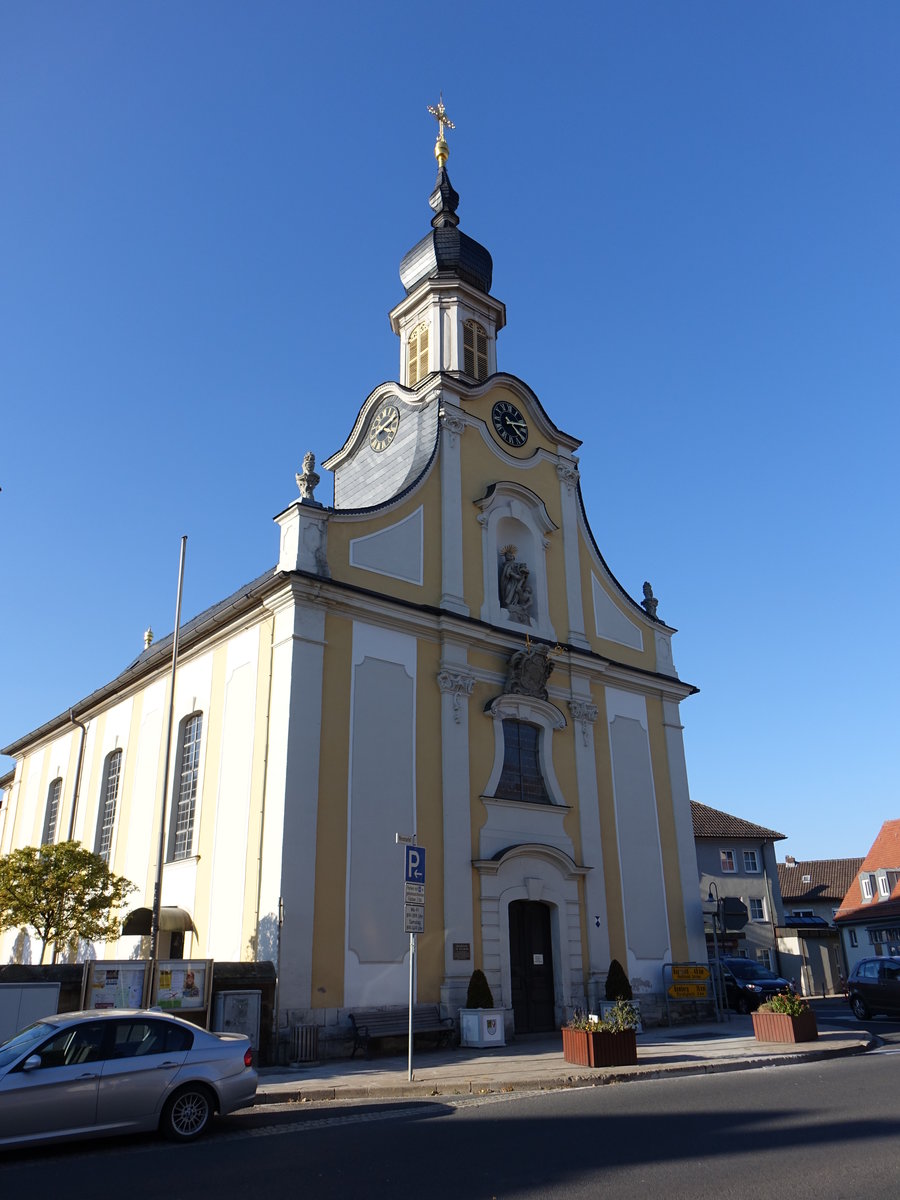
[21,1055,41,1072]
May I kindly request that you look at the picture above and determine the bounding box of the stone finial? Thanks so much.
[641,581,659,620]
[144,627,154,649]
[296,451,322,506]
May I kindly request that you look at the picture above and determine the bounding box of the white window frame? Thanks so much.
[742,849,760,873]
[720,849,736,873]
[42,777,62,846]
[879,874,891,897]
[849,929,858,947]
[749,897,766,922]
[861,876,874,900]
[167,712,203,862]
[95,750,123,863]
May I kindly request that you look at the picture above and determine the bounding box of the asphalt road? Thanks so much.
[4,1039,900,1199]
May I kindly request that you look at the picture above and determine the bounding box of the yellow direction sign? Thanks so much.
[668,983,709,999]
[672,965,710,981]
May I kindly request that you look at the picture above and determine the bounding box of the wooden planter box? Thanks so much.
[751,1008,818,1043]
[562,1026,638,1068]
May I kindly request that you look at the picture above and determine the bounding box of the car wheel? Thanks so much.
[160,1084,214,1142]
[850,995,870,1021]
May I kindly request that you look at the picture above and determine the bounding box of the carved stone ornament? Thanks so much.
[296,451,322,506]
[556,462,580,489]
[641,581,659,620]
[439,408,466,438]
[506,644,554,700]
[437,669,475,723]
[568,699,598,747]
[499,545,533,624]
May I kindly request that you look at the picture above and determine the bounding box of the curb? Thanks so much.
[254,1035,876,1105]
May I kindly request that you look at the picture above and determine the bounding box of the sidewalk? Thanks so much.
[255,1015,875,1105]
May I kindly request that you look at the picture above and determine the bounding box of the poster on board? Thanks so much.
[154,960,211,1012]
[82,962,148,1010]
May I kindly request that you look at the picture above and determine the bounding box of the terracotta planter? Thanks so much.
[562,1026,638,1067]
[751,1008,818,1043]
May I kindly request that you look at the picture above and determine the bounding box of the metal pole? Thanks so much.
[149,536,187,984]
[407,932,415,1081]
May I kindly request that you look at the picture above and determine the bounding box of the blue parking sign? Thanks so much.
[405,845,426,884]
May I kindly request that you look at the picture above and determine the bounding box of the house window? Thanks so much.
[408,323,429,386]
[743,850,760,872]
[755,949,773,969]
[879,875,891,897]
[494,720,550,804]
[462,320,488,380]
[42,777,62,845]
[792,909,815,918]
[95,750,123,862]
[749,897,766,921]
[720,850,736,873]
[849,929,858,947]
[861,876,874,900]
[169,713,202,860]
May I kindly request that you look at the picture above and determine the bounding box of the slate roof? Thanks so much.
[777,858,863,904]
[691,801,786,842]
[835,820,900,921]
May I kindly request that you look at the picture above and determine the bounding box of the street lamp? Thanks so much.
[706,883,726,1022]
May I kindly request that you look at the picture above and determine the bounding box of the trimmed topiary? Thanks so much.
[466,968,495,1009]
[605,958,633,1001]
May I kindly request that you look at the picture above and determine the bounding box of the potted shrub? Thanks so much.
[459,969,506,1047]
[562,1001,640,1068]
[751,992,818,1043]
[600,959,642,1032]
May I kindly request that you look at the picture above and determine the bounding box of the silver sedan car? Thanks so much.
[0,1009,257,1148]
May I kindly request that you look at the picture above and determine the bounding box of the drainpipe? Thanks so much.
[67,710,88,842]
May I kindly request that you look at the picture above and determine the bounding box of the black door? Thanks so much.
[509,900,556,1033]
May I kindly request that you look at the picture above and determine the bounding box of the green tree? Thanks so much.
[0,842,136,964]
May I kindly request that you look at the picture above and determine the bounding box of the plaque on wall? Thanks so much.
[453,943,471,961]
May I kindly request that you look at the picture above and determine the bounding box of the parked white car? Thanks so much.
[0,1009,257,1149]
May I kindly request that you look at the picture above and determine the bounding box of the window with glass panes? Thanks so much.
[495,720,550,804]
[408,324,429,385]
[463,320,488,380]
[749,897,765,921]
[96,751,122,862]
[43,777,62,845]
[171,714,202,860]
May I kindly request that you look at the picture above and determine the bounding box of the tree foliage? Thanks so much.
[0,842,136,964]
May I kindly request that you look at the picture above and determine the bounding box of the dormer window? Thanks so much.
[408,323,429,386]
[463,319,488,380]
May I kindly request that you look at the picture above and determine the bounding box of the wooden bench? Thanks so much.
[349,1004,455,1058]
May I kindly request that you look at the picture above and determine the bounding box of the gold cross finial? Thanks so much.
[427,93,455,166]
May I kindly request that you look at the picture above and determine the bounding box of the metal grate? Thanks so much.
[290,1023,319,1063]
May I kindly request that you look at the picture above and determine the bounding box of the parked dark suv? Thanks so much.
[719,956,794,1013]
[847,956,900,1020]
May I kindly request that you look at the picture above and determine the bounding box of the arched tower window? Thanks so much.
[495,720,550,804]
[463,319,488,380]
[408,323,429,386]
[95,750,122,862]
[43,777,62,845]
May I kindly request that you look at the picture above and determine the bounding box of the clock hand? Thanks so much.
[505,418,527,431]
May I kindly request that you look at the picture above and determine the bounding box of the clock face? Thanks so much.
[491,400,528,448]
[369,403,400,452]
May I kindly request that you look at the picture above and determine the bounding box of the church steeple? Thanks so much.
[390,98,505,386]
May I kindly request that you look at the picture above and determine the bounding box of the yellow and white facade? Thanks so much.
[1,139,707,1040]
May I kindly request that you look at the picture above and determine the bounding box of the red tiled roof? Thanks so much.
[777,858,863,903]
[691,801,785,842]
[834,820,900,919]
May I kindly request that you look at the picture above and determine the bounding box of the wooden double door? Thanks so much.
[509,900,556,1033]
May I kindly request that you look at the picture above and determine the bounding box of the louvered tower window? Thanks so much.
[463,320,488,380]
[408,323,429,385]
[96,750,122,862]
[43,777,62,845]
[170,713,203,860]
[495,720,550,804]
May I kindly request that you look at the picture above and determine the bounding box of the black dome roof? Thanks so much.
[398,166,493,296]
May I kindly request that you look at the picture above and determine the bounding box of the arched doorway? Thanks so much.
[509,900,556,1032]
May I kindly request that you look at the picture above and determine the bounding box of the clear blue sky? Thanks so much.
[2,2,897,861]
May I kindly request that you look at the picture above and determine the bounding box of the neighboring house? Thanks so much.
[835,820,900,974]
[776,855,862,996]
[0,125,707,1043]
[692,802,786,970]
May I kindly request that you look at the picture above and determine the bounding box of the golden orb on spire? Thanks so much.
[427,93,454,167]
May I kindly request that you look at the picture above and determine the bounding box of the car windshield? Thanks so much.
[0,1021,54,1071]
[728,960,778,981]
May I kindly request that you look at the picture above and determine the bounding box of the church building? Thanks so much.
[1,110,707,1042]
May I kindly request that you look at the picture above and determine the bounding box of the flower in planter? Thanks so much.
[757,992,810,1017]
[565,1000,640,1034]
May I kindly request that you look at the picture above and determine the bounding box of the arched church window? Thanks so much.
[495,719,550,804]
[42,777,62,845]
[408,323,429,386]
[463,319,488,380]
[95,750,122,862]
[168,712,203,861]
